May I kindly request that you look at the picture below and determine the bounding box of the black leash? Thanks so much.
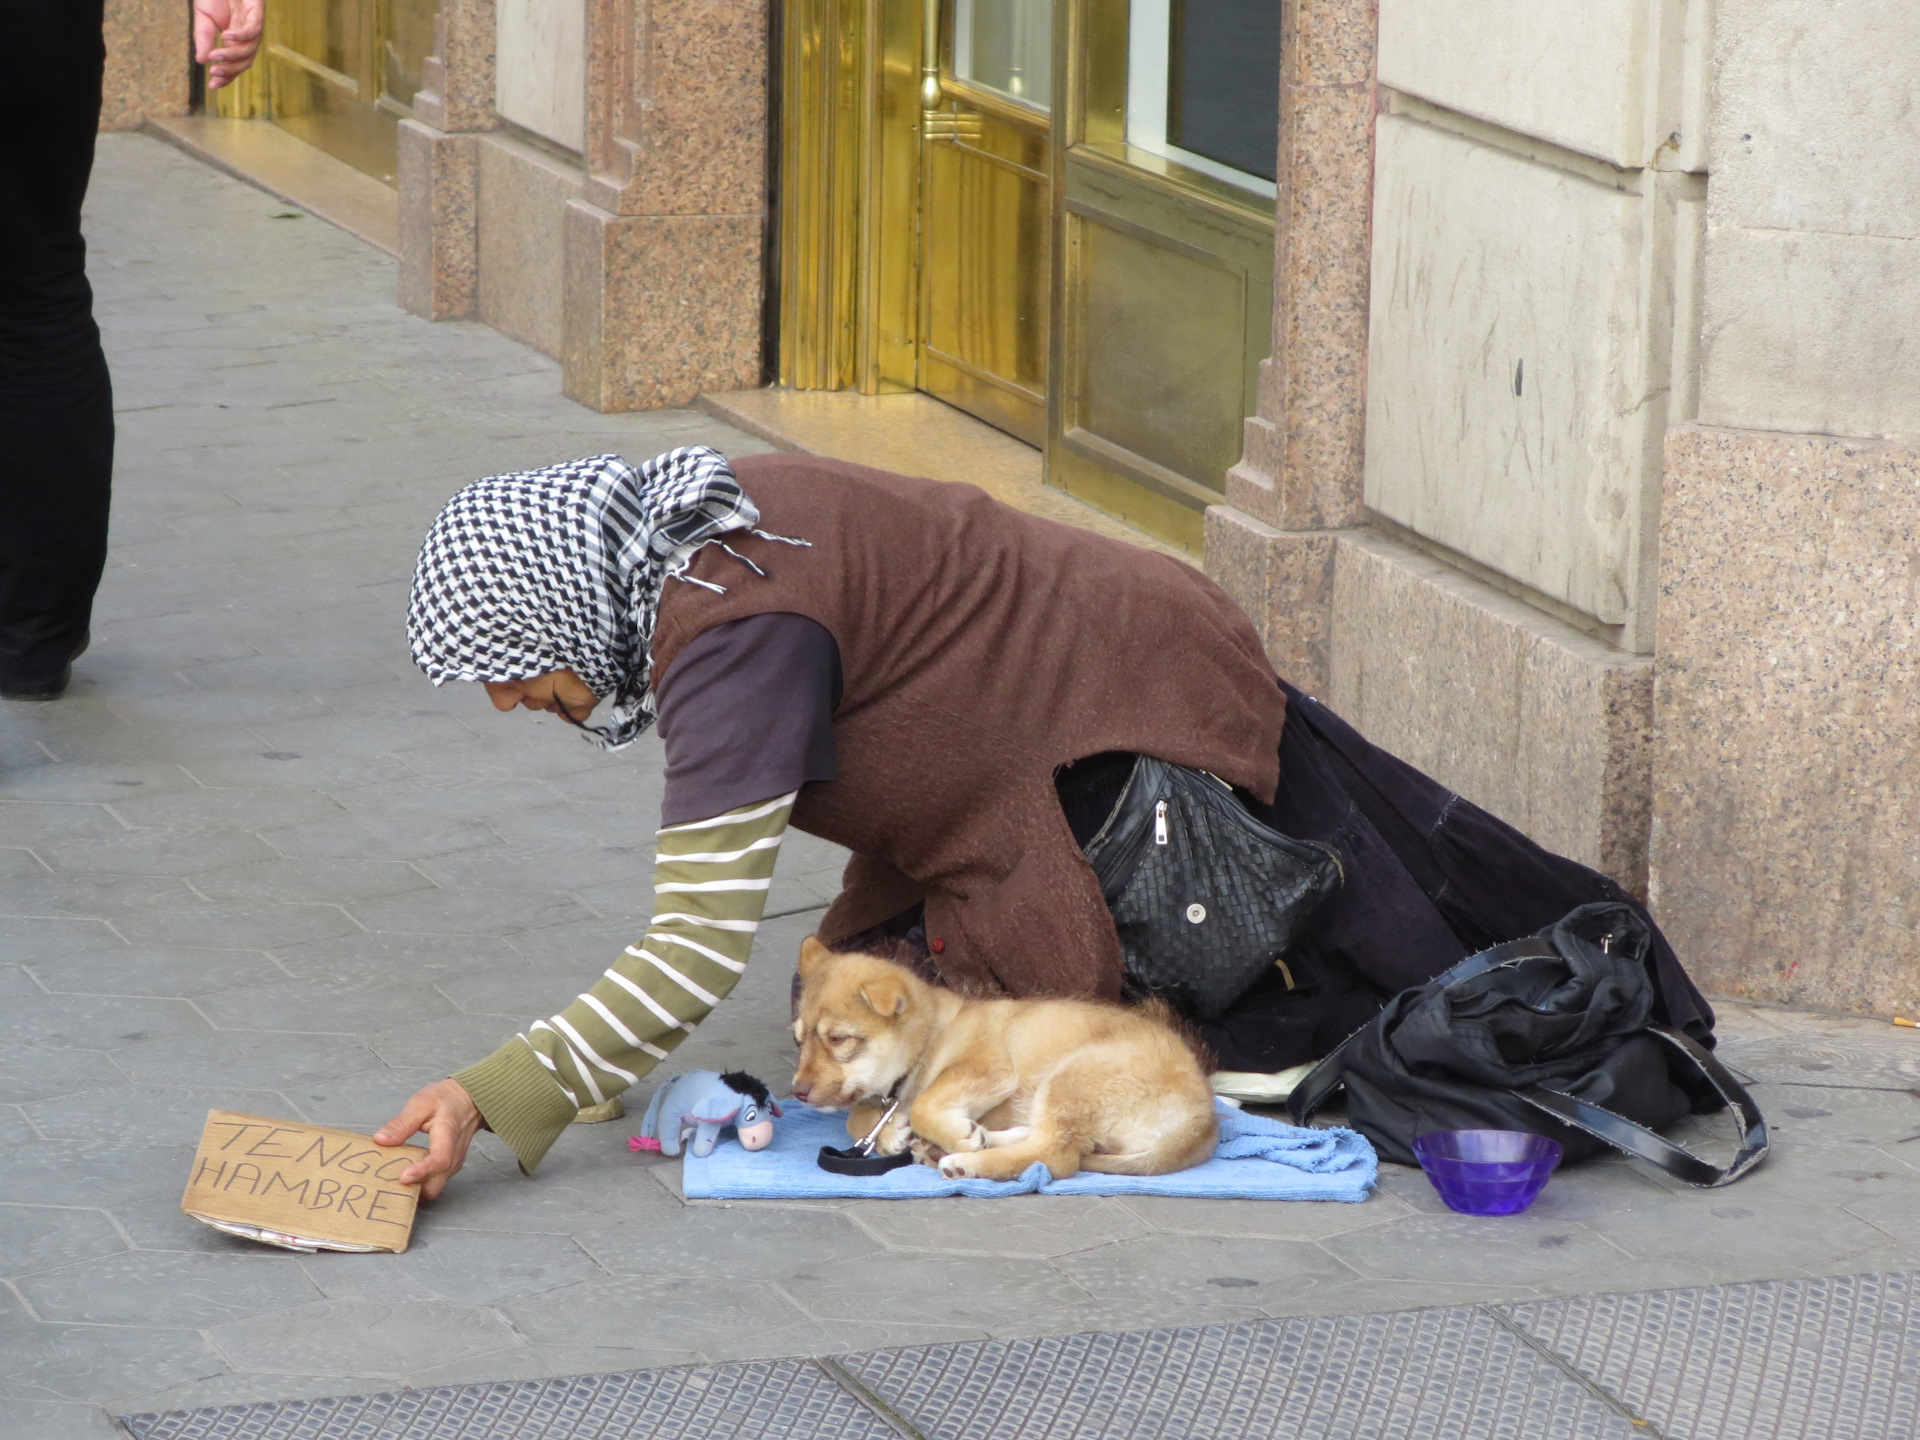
[817,1077,914,1176]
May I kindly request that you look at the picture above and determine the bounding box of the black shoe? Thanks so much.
[0,664,71,701]
[0,632,89,702]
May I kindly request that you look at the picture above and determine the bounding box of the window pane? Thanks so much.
[1167,0,1280,182]
[382,0,437,108]
[954,0,1052,111]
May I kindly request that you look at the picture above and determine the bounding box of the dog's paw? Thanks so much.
[980,1124,1032,1148]
[910,1135,948,1168]
[949,1121,988,1153]
[875,1115,914,1156]
[938,1152,979,1180]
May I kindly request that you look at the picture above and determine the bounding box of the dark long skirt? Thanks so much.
[838,681,1715,1073]
[1195,681,1714,1073]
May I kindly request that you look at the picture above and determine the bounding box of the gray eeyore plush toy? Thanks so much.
[630,1070,784,1158]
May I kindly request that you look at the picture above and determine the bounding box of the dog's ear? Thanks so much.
[858,972,909,1018]
[797,936,832,980]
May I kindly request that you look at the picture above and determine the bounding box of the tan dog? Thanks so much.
[790,938,1217,1181]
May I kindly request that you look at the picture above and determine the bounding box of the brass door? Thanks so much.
[217,0,434,185]
[917,0,1053,446]
[776,0,1278,553]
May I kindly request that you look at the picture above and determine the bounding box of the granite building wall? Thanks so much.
[1650,0,1920,1015]
[1206,0,1919,1014]
[1205,0,1699,897]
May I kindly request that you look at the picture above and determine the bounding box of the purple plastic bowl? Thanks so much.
[1411,1129,1563,1216]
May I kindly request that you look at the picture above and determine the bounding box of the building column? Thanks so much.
[102,0,190,131]
[398,0,499,320]
[1204,0,1378,697]
[397,123,479,320]
[1648,0,1920,1013]
[559,0,769,411]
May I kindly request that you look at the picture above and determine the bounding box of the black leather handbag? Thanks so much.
[1287,902,1769,1186]
[1081,754,1344,1021]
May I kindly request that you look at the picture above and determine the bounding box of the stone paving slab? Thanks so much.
[121,1360,907,1440]
[1506,1270,1920,1440]
[844,1308,1644,1439]
[8,134,1920,1438]
[113,1271,1920,1439]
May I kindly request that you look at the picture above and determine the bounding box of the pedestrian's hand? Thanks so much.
[194,0,265,90]
[375,1079,483,1200]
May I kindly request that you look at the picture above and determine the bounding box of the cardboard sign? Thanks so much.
[181,1110,427,1253]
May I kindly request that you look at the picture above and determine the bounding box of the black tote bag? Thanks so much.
[1288,902,1768,1186]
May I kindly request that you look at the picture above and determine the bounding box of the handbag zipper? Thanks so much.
[1154,800,1169,845]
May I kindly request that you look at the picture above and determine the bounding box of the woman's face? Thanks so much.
[483,668,601,725]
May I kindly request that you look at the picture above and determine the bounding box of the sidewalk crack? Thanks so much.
[1481,1304,1672,1439]
[816,1355,935,1440]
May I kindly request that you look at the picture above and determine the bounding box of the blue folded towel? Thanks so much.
[680,1099,1376,1202]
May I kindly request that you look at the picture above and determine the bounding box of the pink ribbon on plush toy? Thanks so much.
[629,1135,662,1153]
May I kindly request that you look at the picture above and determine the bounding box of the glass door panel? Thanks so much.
[777,0,1280,551]
[1123,0,1278,197]
[953,0,1052,110]
[262,0,436,184]
[381,0,436,111]
[1167,0,1281,180]
[1049,0,1278,550]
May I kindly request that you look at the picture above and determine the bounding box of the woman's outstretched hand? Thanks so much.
[375,1079,483,1200]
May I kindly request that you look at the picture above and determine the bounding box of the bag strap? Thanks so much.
[1286,936,1559,1126]
[1430,935,1560,987]
[1517,1025,1770,1187]
[1284,1040,1349,1126]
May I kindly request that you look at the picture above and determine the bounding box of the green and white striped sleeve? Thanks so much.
[453,791,795,1174]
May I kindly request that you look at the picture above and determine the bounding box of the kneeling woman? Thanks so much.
[377,447,1711,1194]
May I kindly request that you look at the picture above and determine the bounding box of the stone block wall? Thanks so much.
[1329,532,1654,891]
[495,0,586,150]
[1363,111,1668,630]
[397,121,479,320]
[1361,0,1706,656]
[477,136,584,358]
[1699,0,1920,443]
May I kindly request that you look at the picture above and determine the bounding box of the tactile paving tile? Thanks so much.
[840,1308,1642,1440]
[1502,1270,1920,1440]
[117,1359,905,1440]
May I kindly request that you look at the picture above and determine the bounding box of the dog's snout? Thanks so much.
[792,1082,812,1103]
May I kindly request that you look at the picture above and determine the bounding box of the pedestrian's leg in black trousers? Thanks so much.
[0,0,113,692]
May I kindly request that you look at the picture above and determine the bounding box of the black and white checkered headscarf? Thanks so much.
[407,447,802,750]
